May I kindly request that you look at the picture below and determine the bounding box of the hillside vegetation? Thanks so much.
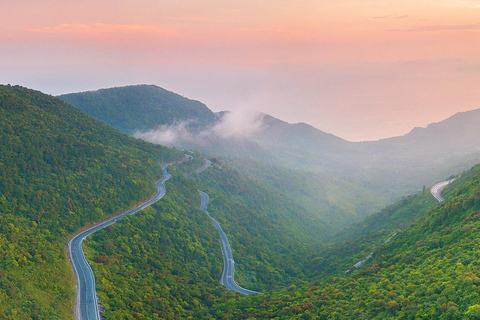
[82,157,330,318]
[187,158,316,289]
[210,164,480,319]
[0,85,182,318]
[59,85,388,232]
[61,84,480,209]
[1,85,337,319]
[83,157,480,319]
[228,158,385,233]
[5,84,480,319]
[84,169,228,319]
[59,85,215,134]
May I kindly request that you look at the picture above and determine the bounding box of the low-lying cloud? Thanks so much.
[212,110,265,138]
[134,110,266,147]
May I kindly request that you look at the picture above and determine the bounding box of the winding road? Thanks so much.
[430,178,455,202]
[69,156,256,319]
[185,157,212,179]
[194,157,258,294]
[347,178,455,274]
[68,165,172,320]
[196,158,211,174]
[199,191,259,295]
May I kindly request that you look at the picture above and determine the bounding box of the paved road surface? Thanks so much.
[186,157,211,179]
[68,165,171,320]
[195,157,258,294]
[199,191,259,295]
[430,179,455,202]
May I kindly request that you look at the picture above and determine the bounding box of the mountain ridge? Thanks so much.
[59,84,215,134]
[59,84,480,201]
[2,85,344,318]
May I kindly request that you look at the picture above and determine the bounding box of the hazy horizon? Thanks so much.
[62,84,480,143]
[1,0,479,141]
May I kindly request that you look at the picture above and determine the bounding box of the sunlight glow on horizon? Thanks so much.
[1,0,479,141]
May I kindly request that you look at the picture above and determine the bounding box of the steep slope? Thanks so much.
[211,163,480,319]
[186,158,318,289]
[307,182,440,277]
[1,85,338,319]
[57,85,351,168]
[83,169,228,319]
[57,85,387,232]
[0,85,182,318]
[59,84,216,134]
[227,158,385,231]
[81,157,327,318]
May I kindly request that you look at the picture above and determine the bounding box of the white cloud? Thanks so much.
[134,121,194,146]
[212,110,265,139]
[133,110,266,147]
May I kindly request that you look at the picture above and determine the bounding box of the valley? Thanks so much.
[3,0,480,318]
[1,84,480,319]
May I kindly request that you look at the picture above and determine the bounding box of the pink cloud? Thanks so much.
[26,23,186,45]
[389,23,480,32]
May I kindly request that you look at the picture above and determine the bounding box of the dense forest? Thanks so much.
[59,85,216,134]
[84,169,228,319]
[227,158,384,234]
[0,85,182,318]
[208,164,480,319]
[3,84,480,319]
[82,159,480,319]
[82,158,322,318]
[186,158,316,289]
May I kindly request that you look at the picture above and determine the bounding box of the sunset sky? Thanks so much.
[1,0,479,141]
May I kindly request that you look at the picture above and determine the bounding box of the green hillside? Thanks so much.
[83,169,228,319]
[59,85,216,134]
[59,85,389,234]
[210,164,480,319]
[304,181,441,279]
[187,158,316,289]
[228,158,385,233]
[1,85,333,319]
[81,157,330,318]
[5,84,480,319]
[60,84,480,210]
[0,85,182,318]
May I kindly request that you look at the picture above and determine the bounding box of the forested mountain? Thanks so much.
[83,153,480,319]
[83,165,228,319]
[5,84,480,319]
[208,163,480,319]
[60,85,480,202]
[2,85,346,319]
[59,85,215,134]
[59,85,388,232]
[83,159,329,318]
[0,85,183,318]
[227,158,385,231]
